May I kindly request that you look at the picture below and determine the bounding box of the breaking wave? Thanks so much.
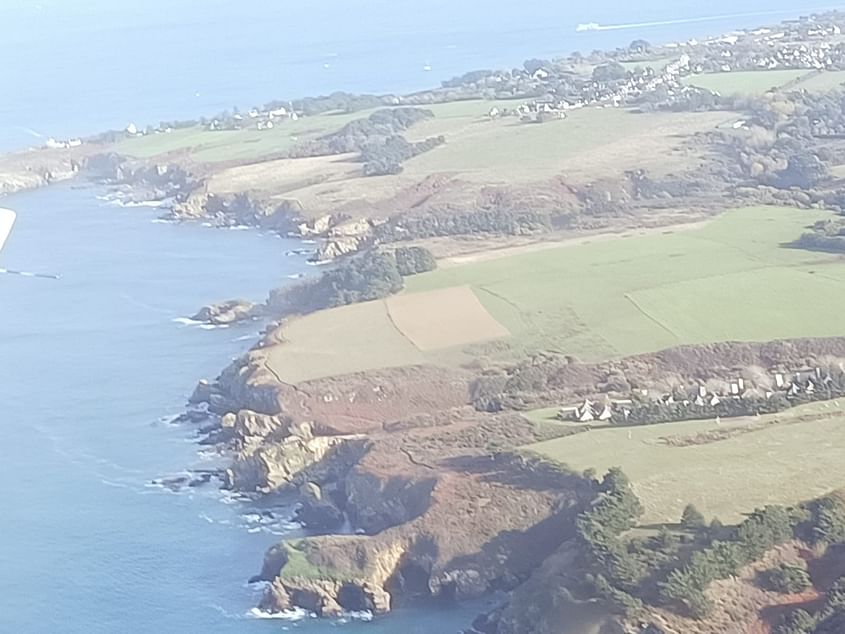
[247,606,313,620]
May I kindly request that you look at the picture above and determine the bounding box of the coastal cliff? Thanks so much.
[188,343,596,618]
[0,147,85,195]
[183,333,845,628]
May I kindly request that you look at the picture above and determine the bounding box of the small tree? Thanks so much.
[681,504,707,530]
[775,609,818,634]
[708,517,726,540]
[763,563,812,594]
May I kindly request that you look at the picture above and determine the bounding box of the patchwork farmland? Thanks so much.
[404,205,845,362]
[263,205,845,384]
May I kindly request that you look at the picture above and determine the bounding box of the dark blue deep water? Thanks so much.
[0,1,839,632]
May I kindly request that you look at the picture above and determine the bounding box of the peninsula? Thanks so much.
[8,11,845,634]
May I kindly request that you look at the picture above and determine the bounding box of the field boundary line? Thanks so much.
[383,298,420,350]
[623,293,682,343]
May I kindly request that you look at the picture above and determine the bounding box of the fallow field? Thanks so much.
[117,100,730,221]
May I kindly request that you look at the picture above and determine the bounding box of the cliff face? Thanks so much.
[169,191,304,232]
[184,337,592,618]
[0,147,87,195]
[250,411,591,617]
[191,335,845,623]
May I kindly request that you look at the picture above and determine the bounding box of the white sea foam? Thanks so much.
[217,489,254,505]
[247,607,311,621]
[199,323,229,330]
[285,273,305,279]
[227,225,250,231]
[172,317,203,326]
[338,610,374,623]
[156,413,182,426]
[121,200,165,208]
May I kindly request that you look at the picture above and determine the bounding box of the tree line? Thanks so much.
[266,246,436,317]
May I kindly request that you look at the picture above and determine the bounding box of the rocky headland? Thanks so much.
[179,328,845,630]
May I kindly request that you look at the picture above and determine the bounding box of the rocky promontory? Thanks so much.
[191,299,263,325]
[187,342,600,620]
[180,332,845,629]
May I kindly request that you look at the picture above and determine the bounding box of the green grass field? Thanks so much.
[683,69,810,95]
[526,400,845,524]
[404,206,845,362]
[794,70,845,92]
[113,109,373,162]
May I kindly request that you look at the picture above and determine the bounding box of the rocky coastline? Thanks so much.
[169,331,845,632]
[8,12,845,632]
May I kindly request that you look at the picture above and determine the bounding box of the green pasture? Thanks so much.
[404,206,844,362]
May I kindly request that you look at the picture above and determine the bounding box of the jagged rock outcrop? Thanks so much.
[220,409,293,447]
[344,469,436,535]
[311,235,366,262]
[257,537,407,616]
[225,428,362,492]
[254,410,592,617]
[192,299,262,325]
[297,214,334,236]
[0,148,84,194]
[170,191,302,231]
[295,482,345,530]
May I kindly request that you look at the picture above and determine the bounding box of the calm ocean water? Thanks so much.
[0,1,838,632]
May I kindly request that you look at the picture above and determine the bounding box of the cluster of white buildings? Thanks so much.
[558,366,842,424]
[45,137,82,150]
[211,105,300,132]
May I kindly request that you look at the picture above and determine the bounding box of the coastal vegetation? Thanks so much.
[267,246,435,317]
[561,466,845,625]
[14,10,845,634]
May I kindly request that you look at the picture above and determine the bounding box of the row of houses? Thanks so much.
[559,365,844,424]
[45,137,82,150]
[206,105,300,133]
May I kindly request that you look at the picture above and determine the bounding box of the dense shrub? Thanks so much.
[681,504,707,530]
[267,250,402,316]
[393,246,437,276]
[762,564,812,594]
[375,209,553,242]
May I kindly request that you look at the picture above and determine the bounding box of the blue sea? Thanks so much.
[0,1,839,632]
